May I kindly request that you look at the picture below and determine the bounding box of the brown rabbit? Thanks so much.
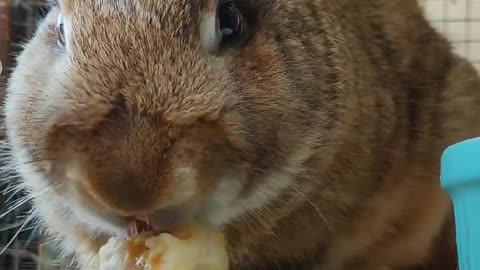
[3,0,480,269]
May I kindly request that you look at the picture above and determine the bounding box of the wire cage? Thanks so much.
[1,0,49,86]
[420,0,480,71]
[0,0,479,270]
[0,2,71,270]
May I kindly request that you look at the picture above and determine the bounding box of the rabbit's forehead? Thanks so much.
[61,0,217,18]
[62,0,221,47]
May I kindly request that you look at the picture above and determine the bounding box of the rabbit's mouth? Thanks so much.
[126,218,195,241]
[127,219,155,238]
[66,193,197,240]
[125,203,200,239]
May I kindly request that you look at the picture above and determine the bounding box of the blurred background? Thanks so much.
[0,0,479,269]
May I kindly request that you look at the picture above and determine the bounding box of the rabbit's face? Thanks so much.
[5,0,339,238]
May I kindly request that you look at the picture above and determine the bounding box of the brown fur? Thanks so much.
[4,0,480,270]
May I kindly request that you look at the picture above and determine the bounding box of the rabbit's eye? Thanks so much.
[56,13,66,47]
[218,1,247,47]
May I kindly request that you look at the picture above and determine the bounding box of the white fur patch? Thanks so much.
[205,170,295,226]
[205,137,317,226]
[199,11,220,53]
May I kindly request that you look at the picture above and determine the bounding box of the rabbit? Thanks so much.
[3,0,480,269]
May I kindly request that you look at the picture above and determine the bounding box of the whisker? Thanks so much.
[39,237,59,248]
[301,174,324,186]
[0,210,36,255]
[291,186,331,232]
[0,187,49,219]
[6,185,26,203]
[0,174,21,183]
[2,182,22,195]
[68,254,79,268]
[10,158,57,168]
[22,224,40,232]
[81,251,98,270]
[0,244,68,269]
[24,222,41,248]
[0,218,29,232]
[0,195,32,219]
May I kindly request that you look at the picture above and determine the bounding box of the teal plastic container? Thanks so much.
[441,138,480,270]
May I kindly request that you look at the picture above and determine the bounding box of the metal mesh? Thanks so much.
[1,1,70,269]
[0,0,479,270]
[0,188,40,270]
